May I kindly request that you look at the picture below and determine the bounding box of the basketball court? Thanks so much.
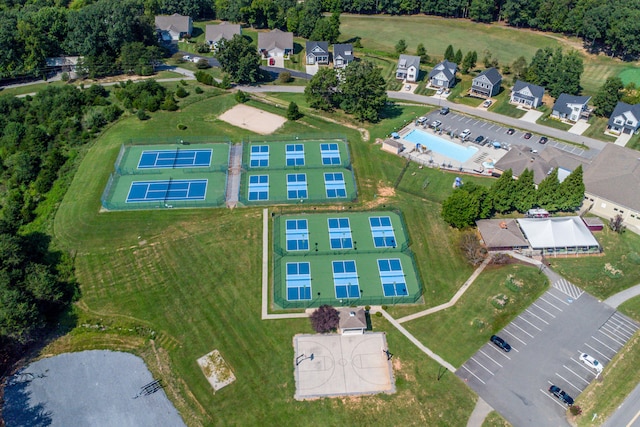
[293,332,396,400]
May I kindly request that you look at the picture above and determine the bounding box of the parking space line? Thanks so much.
[605,322,635,340]
[612,320,638,338]
[537,296,564,311]
[470,357,495,376]
[458,116,465,121]
[602,323,633,341]
[597,329,626,347]
[516,316,542,332]
[502,327,528,344]
[525,308,550,324]
[571,357,596,374]
[461,365,486,384]
[509,322,535,338]
[592,336,618,353]
[487,125,495,130]
[562,365,590,384]
[613,313,640,330]
[532,302,557,317]
[488,342,516,357]
[540,389,570,409]
[465,118,473,123]
[480,349,506,365]
[547,291,571,306]
[555,373,583,393]
[584,343,611,361]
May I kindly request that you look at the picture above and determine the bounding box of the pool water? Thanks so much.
[404,129,478,163]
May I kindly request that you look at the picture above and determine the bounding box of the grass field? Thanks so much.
[619,296,640,322]
[582,116,618,142]
[618,67,640,86]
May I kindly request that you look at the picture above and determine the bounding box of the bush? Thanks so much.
[175,86,188,98]
[569,405,582,416]
[235,90,249,103]
[286,102,302,120]
[61,72,70,82]
[278,71,292,83]
[196,59,211,69]
[195,70,215,86]
[194,86,203,94]
[177,123,187,130]
[196,42,210,53]
[161,95,178,111]
[375,312,382,317]
[310,305,340,333]
[490,294,509,309]
[103,104,123,122]
[180,79,188,86]
[136,109,149,120]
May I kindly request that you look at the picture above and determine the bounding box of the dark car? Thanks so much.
[490,335,511,352]
[474,135,485,144]
[440,106,450,115]
[549,385,574,405]
[538,136,548,144]
[524,132,532,139]
[506,128,515,135]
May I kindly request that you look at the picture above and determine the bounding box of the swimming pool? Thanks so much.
[404,129,478,163]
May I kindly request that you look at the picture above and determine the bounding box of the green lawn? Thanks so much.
[488,89,526,118]
[536,107,573,131]
[551,226,640,299]
[403,263,549,367]
[619,295,640,322]
[0,80,66,96]
[582,116,618,142]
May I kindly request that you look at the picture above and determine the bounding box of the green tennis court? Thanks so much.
[273,211,423,309]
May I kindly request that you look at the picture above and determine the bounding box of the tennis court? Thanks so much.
[273,211,423,309]
[126,179,207,203]
[138,149,212,169]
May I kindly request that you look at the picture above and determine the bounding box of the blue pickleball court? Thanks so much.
[126,179,208,203]
[138,149,213,169]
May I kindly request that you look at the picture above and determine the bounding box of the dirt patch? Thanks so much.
[197,350,236,392]
[218,104,286,135]
[362,184,396,209]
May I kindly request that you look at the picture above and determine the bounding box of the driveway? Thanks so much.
[615,132,633,146]
[305,63,319,76]
[457,281,639,427]
[521,109,544,124]
[568,120,591,135]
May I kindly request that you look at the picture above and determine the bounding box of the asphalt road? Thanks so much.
[602,382,640,427]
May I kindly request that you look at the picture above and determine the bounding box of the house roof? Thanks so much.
[306,41,329,57]
[383,138,404,149]
[583,144,640,212]
[45,56,81,67]
[474,67,502,85]
[428,60,457,81]
[397,54,420,70]
[607,101,640,127]
[517,217,600,249]
[333,44,354,61]
[258,29,293,52]
[154,14,191,34]
[338,308,367,330]
[476,219,529,249]
[552,94,591,115]
[512,80,545,101]
[205,22,241,44]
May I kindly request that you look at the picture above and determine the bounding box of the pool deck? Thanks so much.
[395,122,508,175]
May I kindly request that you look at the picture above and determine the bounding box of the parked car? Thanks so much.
[524,132,532,139]
[549,385,574,405]
[182,55,192,61]
[405,84,412,91]
[436,88,444,95]
[506,128,515,135]
[490,335,511,352]
[440,106,450,115]
[482,99,492,108]
[417,116,427,124]
[474,135,485,144]
[431,120,442,129]
[538,136,548,144]
[460,129,471,139]
[580,353,603,373]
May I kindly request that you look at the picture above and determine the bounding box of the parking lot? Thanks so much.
[456,279,639,427]
[423,110,599,160]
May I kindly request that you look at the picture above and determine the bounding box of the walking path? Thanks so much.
[604,283,640,308]
[466,398,493,427]
[225,144,242,208]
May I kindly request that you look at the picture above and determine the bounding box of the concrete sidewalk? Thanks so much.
[604,283,640,308]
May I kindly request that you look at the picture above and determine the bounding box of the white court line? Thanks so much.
[532,302,558,317]
[510,321,536,337]
[562,365,590,384]
[555,373,583,393]
[470,357,495,376]
[598,329,627,347]
[525,308,550,325]
[480,349,505,365]
[592,336,618,353]
[602,323,633,341]
[461,365,486,384]
[547,291,571,306]
[517,315,543,331]
[540,389,570,409]
[502,328,528,345]
[585,343,611,361]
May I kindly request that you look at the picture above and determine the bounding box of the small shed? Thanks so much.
[382,138,404,155]
[582,216,604,231]
[526,208,550,218]
[338,308,367,335]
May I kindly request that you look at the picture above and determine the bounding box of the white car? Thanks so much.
[460,129,471,139]
[182,55,191,61]
[436,88,444,95]
[405,84,412,91]
[580,353,603,373]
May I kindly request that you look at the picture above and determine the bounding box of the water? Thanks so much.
[404,129,478,163]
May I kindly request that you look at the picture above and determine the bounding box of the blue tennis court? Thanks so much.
[286,219,309,251]
[377,258,408,297]
[324,172,347,198]
[138,149,213,169]
[126,179,207,203]
[332,260,360,298]
[369,216,397,248]
[320,143,341,165]
[286,262,312,301]
[328,218,353,249]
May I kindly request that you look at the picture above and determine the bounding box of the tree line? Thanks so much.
[442,166,585,228]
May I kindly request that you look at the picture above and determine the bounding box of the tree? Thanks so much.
[469,0,495,23]
[304,67,339,111]
[444,44,455,62]
[416,43,429,63]
[511,56,528,81]
[463,182,492,218]
[459,230,487,266]
[395,39,407,54]
[235,90,249,103]
[526,48,553,86]
[536,168,561,211]
[441,189,480,228]
[558,165,585,211]
[216,34,261,84]
[512,169,536,213]
[287,102,302,120]
[310,305,340,333]
[454,49,463,65]
[461,51,477,74]
[609,214,626,234]
[491,169,516,213]
[339,61,388,122]
[594,77,624,117]
[278,71,292,83]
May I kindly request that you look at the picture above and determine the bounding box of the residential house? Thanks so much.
[155,14,192,42]
[45,56,81,74]
[510,80,545,109]
[428,60,457,88]
[333,44,354,69]
[395,54,421,82]
[583,144,640,235]
[551,94,591,122]
[606,101,640,135]
[470,68,502,98]
[205,22,241,50]
[258,29,293,58]
[305,41,329,65]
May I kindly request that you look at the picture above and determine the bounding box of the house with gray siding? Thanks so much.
[510,80,544,109]
[471,68,502,98]
[551,94,591,122]
[333,44,354,69]
[395,55,420,82]
[607,101,640,135]
[428,60,457,88]
[306,41,329,65]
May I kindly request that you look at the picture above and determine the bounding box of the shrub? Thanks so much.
[609,214,626,233]
[177,123,187,130]
[196,42,210,53]
[61,72,70,82]
[161,95,178,111]
[103,104,123,122]
[364,305,371,312]
[460,231,487,266]
[628,252,640,265]
[491,294,509,309]
[196,59,211,69]
[175,86,188,98]
[375,312,382,317]
[195,70,215,86]
[286,102,302,120]
[310,305,340,333]
[569,405,582,416]
[136,109,148,120]
[180,79,188,86]
[194,86,203,94]
[278,71,292,84]
[235,90,249,103]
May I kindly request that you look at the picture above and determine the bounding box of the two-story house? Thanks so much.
[607,101,640,135]
[205,22,241,50]
[306,41,329,65]
[428,60,457,88]
[155,14,193,42]
[395,55,421,83]
[551,94,592,122]
[333,44,354,69]
[470,68,502,98]
[258,29,293,59]
[510,80,545,109]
